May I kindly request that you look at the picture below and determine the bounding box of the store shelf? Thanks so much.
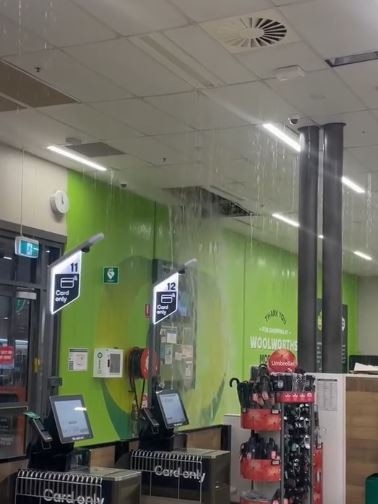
[240,458,281,482]
[241,408,281,431]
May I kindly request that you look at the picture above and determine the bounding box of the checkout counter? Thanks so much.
[11,389,230,504]
[118,388,231,504]
[14,394,141,504]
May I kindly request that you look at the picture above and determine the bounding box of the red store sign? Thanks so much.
[0,346,14,367]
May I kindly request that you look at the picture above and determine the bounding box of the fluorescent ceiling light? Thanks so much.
[263,123,301,153]
[47,145,107,172]
[3,256,12,260]
[342,176,365,194]
[354,250,373,261]
[326,50,378,68]
[272,213,299,228]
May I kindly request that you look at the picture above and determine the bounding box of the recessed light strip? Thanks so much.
[47,145,107,172]
[272,213,299,228]
[354,250,373,261]
[263,123,301,153]
[342,176,365,194]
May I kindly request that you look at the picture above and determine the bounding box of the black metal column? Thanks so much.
[297,126,320,372]
[322,123,345,373]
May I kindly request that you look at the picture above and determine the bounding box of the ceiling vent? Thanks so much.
[166,186,253,218]
[0,60,76,108]
[66,142,125,158]
[201,9,298,54]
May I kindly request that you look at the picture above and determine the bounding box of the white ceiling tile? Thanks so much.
[271,0,312,5]
[312,111,378,148]
[205,81,298,124]
[129,32,224,88]
[94,154,151,171]
[72,0,188,36]
[65,39,191,96]
[344,150,369,175]
[281,0,378,58]
[0,14,49,56]
[164,25,257,84]
[0,0,115,47]
[170,0,270,22]
[42,104,141,141]
[151,163,205,188]
[109,137,188,165]
[212,126,260,159]
[236,42,327,79]
[153,130,239,160]
[0,109,93,148]
[5,49,130,102]
[147,91,247,130]
[92,99,192,136]
[336,61,378,109]
[154,132,250,169]
[347,146,378,173]
[267,70,364,116]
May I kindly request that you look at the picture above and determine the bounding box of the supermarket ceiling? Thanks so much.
[0,0,378,274]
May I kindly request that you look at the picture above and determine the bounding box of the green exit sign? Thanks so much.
[15,236,39,259]
[103,266,119,284]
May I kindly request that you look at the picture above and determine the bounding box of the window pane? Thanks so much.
[46,246,60,265]
[0,410,25,458]
[0,295,30,400]
[0,237,38,284]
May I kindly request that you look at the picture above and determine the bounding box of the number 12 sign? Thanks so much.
[49,251,82,314]
[152,272,179,325]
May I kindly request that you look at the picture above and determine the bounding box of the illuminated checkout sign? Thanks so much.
[49,251,82,315]
[152,272,179,325]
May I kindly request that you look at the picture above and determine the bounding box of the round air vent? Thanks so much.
[214,16,287,50]
[201,10,297,54]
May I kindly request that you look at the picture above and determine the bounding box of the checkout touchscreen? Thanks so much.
[156,389,189,429]
[50,395,93,444]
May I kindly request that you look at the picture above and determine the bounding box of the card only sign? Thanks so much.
[152,272,179,325]
[50,251,82,314]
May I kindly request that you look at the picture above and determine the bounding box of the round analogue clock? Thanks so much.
[50,190,69,215]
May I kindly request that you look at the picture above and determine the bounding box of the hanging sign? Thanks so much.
[50,251,82,314]
[152,272,179,325]
[15,236,39,259]
[268,349,297,373]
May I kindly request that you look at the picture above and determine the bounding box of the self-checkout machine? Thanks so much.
[122,261,231,504]
[13,234,141,504]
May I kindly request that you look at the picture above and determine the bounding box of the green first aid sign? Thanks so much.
[103,266,119,284]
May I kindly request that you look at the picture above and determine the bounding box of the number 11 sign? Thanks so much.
[152,272,179,325]
[49,251,82,314]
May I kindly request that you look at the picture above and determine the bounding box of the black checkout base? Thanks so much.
[17,391,230,504]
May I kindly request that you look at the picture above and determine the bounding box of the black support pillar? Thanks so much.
[297,126,320,372]
[322,123,345,373]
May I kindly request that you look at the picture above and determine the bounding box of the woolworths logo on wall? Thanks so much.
[250,309,297,352]
[42,489,104,504]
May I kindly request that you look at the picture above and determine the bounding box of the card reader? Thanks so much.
[25,412,53,444]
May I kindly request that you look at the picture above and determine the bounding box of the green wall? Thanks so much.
[61,173,358,444]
